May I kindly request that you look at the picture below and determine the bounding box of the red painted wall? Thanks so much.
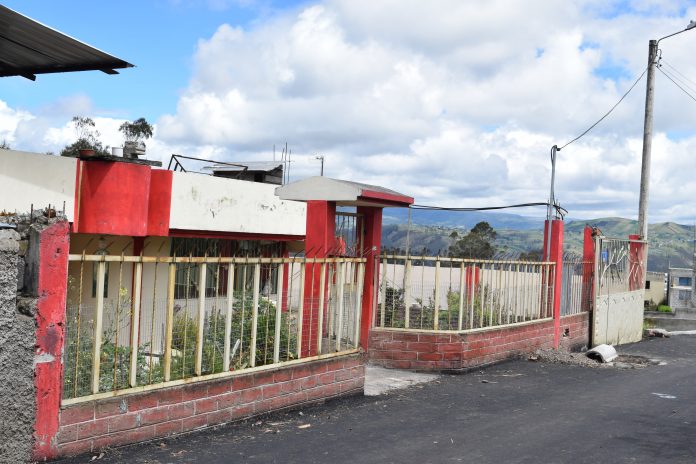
[542,219,564,348]
[76,161,152,236]
[147,170,173,236]
[33,221,70,461]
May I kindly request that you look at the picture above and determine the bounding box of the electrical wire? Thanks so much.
[410,201,568,218]
[662,60,696,91]
[557,66,648,151]
[657,66,696,104]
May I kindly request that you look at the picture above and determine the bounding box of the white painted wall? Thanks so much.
[169,172,306,236]
[594,290,645,346]
[0,149,76,221]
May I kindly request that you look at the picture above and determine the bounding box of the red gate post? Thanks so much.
[582,226,596,313]
[302,200,336,357]
[357,206,382,351]
[542,219,564,349]
[628,234,645,292]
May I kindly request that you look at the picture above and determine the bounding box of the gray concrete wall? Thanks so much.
[0,227,35,464]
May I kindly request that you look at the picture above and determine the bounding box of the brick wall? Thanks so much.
[55,354,364,458]
[369,313,589,371]
[559,312,590,351]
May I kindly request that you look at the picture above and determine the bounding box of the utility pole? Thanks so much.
[638,21,696,240]
[637,39,657,240]
[315,155,324,176]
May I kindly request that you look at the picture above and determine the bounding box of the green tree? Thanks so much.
[60,116,109,157]
[448,221,497,259]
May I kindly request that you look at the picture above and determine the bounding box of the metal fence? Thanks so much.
[376,255,555,331]
[560,254,593,316]
[63,254,365,404]
[596,237,646,295]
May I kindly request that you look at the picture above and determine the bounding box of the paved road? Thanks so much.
[59,336,696,464]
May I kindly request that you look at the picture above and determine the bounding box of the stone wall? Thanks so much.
[0,226,35,464]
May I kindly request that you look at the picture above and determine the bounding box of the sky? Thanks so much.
[1,0,696,225]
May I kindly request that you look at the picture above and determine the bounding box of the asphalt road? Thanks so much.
[59,336,696,464]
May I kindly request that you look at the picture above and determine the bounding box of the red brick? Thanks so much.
[343,356,362,368]
[194,397,218,415]
[155,419,182,436]
[335,369,355,382]
[207,409,232,426]
[93,430,131,450]
[129,424,156,442]
[95,398,126,419]
[383,341,408,350]
[417,334,438,343]
[108,413,138,433]
[60,405,94,425]
[301,376,318,389]
[406,342,436,352]
[231,374,255,391]
[281,379,304,394]
[394,351,418,361]
[387,360,412,369]
[126,392,159,411]
[182,414,208,432]
[439,342,463,353]
[182,384,209,401]
[253,370,276,386]
[273,369,293,382]
[78,418,108,439]
[217,391,241,410]
[308,361,330,375]
[157,387,183,406]
[231,403,255,418]
[240,387,262,403]
[57,424,78,444]
[58,439,92,457]
[317,372,335,385]
[418,352,443,361]
[207,379,232,396]
[262,383,283,399]
[168,402,195,420]
[139,407,169,426]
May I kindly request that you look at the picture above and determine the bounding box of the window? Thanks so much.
[679,290,692,301]
[645,280,651,290]
[678,277,692,287]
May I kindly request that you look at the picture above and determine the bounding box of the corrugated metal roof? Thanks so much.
[0,5,133,80]
[203,161,283,173]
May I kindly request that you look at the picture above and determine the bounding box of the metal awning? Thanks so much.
[275,176,414,208]
[0,5,133,80]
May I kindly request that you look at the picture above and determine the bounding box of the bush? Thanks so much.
[657,305,673,313]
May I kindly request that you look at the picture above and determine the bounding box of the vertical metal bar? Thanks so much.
[273,263,283,363]
[250,262,260,367]
[223,264,235,372]
[354,262,365,348]
[129,261,142,388]
[296,260,306,359]
[458,262,465,330]
[73,255,85,397]
[317,262,326,354]
[403,258,412,328]
[336,261,346,351]
[113,258,123,389]
[479,263,486,328]
[163,262,176,381]
[91,259,106,394]
[433,258,441,330]
[195,262,207,376]
[380,255,387,327]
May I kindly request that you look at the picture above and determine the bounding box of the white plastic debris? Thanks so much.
[585,344,618,363]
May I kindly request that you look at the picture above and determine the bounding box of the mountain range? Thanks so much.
[381,211,695,272]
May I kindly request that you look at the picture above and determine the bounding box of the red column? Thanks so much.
[357,206,382,350]
[628,234,645,291]
[303,201,336,357]
[33,221,70,460]
[542,219,564,349]
[581,226,596,314]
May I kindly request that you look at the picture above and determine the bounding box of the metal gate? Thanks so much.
[592,236,646,346]
[560,253,593,316]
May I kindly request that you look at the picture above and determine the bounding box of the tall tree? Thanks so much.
[448,221,497,259]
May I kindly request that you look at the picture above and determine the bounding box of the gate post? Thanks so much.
[628,234,645,292]
[357,206,382,351]
[543,219,564,349]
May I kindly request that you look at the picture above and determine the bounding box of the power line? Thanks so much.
[662,60,696,90]
[410,201,568,218]
[657,66,696,104]
[557,66,648,151]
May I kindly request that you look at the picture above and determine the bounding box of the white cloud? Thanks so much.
[2,1,695,225]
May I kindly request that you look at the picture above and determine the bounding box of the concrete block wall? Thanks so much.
[55,354,364,458]
[368,313,589,371]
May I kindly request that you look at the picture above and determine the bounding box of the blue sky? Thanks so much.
[0,0,306,119]
[0,1,695,224]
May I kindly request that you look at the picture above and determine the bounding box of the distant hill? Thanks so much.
[380,212,695,272]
